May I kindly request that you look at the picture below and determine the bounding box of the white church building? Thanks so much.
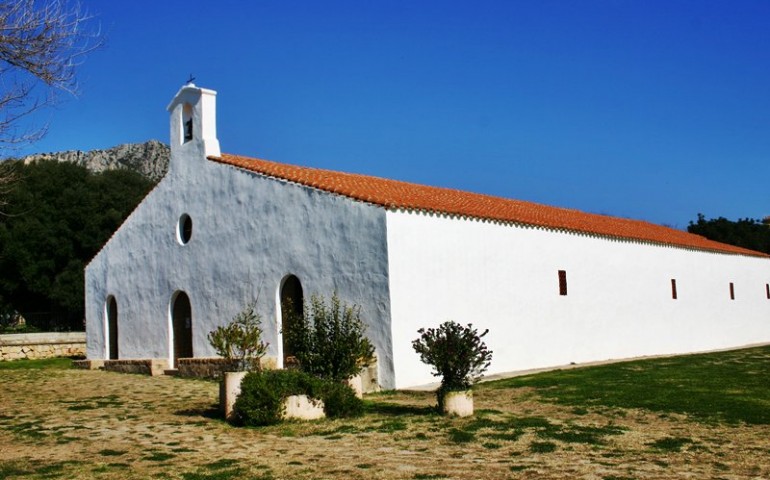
[84,84,770,389]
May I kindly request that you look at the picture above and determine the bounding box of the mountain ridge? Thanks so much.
[11,140,170,182]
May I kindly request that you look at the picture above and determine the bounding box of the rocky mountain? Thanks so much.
[15,140,170,182]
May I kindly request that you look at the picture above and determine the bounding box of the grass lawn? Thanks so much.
[0,357,74,370]
[0,346,768,479]
[486,345,770,425]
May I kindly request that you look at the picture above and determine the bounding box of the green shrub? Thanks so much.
[234,370,317,426]
[412,321,492,405]
[317,380,364,418]
[208,301,268,371]
[283,292,375,382]
[233,369,363,426]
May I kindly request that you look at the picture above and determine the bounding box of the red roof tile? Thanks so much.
[210,153,768,258]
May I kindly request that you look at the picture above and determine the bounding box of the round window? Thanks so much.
[178,214,193,245]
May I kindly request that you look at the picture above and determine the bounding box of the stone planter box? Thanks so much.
[219,372,327,423]
[220,371,248,422]
[283,394,325,420]
[442,390,473,417]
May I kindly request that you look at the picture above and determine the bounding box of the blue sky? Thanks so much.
[9,1,770,229]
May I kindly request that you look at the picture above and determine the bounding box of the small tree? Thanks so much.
[283,292,375,382]
[0,0,103,148]
[208,301,269,371]
[412,321,492,402]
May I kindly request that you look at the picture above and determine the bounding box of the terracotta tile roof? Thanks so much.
[210,153,768,258]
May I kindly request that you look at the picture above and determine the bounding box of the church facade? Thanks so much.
[84,84,770,389]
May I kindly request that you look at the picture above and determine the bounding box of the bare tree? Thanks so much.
[0,0,101,146]
[0,0,101,207]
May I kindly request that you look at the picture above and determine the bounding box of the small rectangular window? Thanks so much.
[671,279,677,300]
[729,282,735,300]
[558,270,567,296]
[766,283,769,299]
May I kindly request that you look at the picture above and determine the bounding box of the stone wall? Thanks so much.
[0,332,86,361]
[101,359,169,376]
[177,356,277,379]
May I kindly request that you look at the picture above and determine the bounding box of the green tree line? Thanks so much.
[687,213,770,255]
[0,160,155,331]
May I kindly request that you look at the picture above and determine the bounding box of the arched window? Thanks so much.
[182,103,193,143]
[105,296,118,360]
[278,275,303,368]
[170,291,193,368]
[177,214,193,245]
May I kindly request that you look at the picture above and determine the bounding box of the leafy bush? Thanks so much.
[412,321,493,399]
[208,301,268,371]
[283,292,375,382]
[233,369,318,426]
[233,369,363,426]
[317,379,364,418]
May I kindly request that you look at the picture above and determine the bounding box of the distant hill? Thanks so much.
[12,140,170,182]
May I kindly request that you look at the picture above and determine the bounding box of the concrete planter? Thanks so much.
[219,371,248,422]
[282,394,326,420]
[347,375,363,399]
[442,390,474,417]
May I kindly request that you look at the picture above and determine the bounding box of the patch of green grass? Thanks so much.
[485,431,522,441]
[509,465,529,472]
[374,419,408,433]
[413,474,447,479]
[144,451,176,462]
[476,408,503,414]
[0,357,73,370]
[356,463,375,469]
[182,469,245,480]
[530,441,557,453]
[99,448,128,457]
[0,461,31,477]
[171,447,197,453]
[713,461,729,471]
[543,425,626,445]
[204,459,240,470]
[506,416,552,429]
[482,441,502,449]
[3,419,48,439]
[647,436,694,452]
[487,345,770,425]
[30,460,83,477]
[448,428,475,443]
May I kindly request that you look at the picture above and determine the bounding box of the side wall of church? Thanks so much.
[386,210,770,388]
[85,159,396,387]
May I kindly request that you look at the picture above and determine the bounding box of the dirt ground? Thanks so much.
[0,367,768,479]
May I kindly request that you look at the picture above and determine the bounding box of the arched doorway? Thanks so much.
[171,291,193,367]
[279,275,303,367]
[106,296,118,360]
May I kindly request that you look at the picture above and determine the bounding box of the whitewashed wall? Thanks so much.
[85,87,395,387]
[386,210,770,388]
[85,162,395,385]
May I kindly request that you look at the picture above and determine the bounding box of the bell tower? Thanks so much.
[166,83,221,170]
